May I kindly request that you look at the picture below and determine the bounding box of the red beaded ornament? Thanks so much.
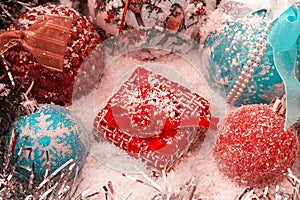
[94,67,211,170]
[0,5,104,105]
[214,104,298,186]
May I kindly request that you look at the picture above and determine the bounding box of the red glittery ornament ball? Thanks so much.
[0,5,104,106]
[214,104,298,186]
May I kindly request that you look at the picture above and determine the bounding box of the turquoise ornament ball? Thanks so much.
[204,9,299,106]
[9,104,88,179]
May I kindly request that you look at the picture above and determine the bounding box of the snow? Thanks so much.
[71,49,299,199]
[70,2,300,199]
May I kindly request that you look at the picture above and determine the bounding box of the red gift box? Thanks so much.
[93,67,211,170]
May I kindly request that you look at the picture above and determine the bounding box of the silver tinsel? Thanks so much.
[0,90,93,199]
[0,129,83,199]
[122,168,205,200]
[237,169,300,199]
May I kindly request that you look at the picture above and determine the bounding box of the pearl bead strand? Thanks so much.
[226,21,271,105]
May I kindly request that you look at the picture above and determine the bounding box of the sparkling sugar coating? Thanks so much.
[214,104,298,186]
[8,104,88,179]
[94,67,211,170]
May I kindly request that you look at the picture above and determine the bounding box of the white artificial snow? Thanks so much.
[73,48,300,199]
[221,0,294,21]
[73,2,300,198]
[72,51,244,199]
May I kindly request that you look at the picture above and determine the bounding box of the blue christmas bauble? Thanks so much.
[9,104,88,179]
[204,9,300,106]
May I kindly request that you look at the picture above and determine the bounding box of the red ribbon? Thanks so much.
[102,67,216,154]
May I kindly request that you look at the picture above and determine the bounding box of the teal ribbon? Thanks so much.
[268,4,300,130]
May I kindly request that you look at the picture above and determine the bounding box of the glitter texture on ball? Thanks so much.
[214,104,298,186]
[204,8,300,106]
[0,4,103,106]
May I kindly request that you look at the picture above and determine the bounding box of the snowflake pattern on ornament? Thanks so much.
[19,112,74,167]
[10,104,87,177]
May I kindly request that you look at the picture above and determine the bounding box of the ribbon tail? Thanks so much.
[273,47,300,130]
[285,84,300,130]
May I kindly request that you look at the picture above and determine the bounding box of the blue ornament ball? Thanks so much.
[9,104,88,179]
[204,9,300,106]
